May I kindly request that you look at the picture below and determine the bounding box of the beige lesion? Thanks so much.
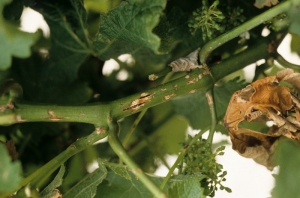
[123,92,154,112]
[47,110,65,121]
[164,93,176,100]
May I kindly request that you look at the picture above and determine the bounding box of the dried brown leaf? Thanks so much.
[254,0,279,9]
[224,69,300,169]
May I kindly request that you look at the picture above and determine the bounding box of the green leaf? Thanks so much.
[94,0,166,60]
[11,54,92,104]
[0,143,22,193]
[96,169,163,198]
[64,163,107,198]
[11,0,94,104]
[272,139,300,198]
[172,78,246,130]
[290,34,300,55]
[40,165,65,198]
[97,158,132,181]
[150,114,188,154]
[3,0,23,20]
[168,175,204,198]
[288,4,300,35]
[0,0,39,70]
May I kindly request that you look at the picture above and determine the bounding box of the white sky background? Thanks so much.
[20,8,300,198]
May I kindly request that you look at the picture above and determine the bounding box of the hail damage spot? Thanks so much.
[47,110,63,121]
[164,94,176,100]
[123,93,153,112]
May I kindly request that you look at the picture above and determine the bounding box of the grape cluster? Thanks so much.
[188,0,246,41]
[221,6,246,30]
[179,136,231,197]
[188,0,225,41]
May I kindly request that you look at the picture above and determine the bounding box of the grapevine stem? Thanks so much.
[107,122,167,198]
[276,53,300,71]
[18,127,108,190]
[122,72,173,149]
[199,1,293,63]
[206,90,217,144]
[160,129,207,190]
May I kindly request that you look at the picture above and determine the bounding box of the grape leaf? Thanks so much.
[11,0,94,104]
[11,54,92,104]
[40,165,65,198]
[94,0,166,60]
[3,0,23,20]
[272,139,300,198]
[150,115,188,154]
[0,0,39,70]
[288,3,300,35]
[96,169,163,198]
[0,143,22,193]
[168,176,204,198]
[291,34,300,55]
[172,78,245,130]
[40,0,91,80]
[97,158,132,181]
[64,163,107,198]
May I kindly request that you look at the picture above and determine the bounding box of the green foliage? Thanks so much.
[64,163,107,198]
[98,158,132,181]
[168,175,204,198]
[172,78,245,130]
[288,1,300,35]
[94,0,166,59]
[291,34,300,55]
[0,0,39,70]
[0,0,300,197]
[96,169,163,198]
[0,144,22,193]
[40,165,65,198]
[272,139,300,198]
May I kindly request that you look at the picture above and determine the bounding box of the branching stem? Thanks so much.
[107,122,167,198]
[199,1,293,63]
[18,127,108,191]
[160,129,207,190]
[206,90,217,144]
[276,53,300,71]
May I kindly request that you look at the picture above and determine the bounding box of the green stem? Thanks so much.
[0,36,271,127]
[128,111,174,157]
[122,72,173,149]
[108,122,167,198]
[0,102,110,126]
[18,127,108,192]
[122,109,147,149]
[276,53,300,71]
[206,90,217,144]
[199,1,293,63]
[160,129,207,190]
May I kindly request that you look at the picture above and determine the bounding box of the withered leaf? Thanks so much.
[224,69,300,169]
[254,0,279,9]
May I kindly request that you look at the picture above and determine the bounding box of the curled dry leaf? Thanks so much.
[224,68,300,170]
[168,48,203,72]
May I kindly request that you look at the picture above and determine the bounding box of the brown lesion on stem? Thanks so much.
[0,101,14,112]
[47,110,65,121]
[96,127,107,135]
[123,93,154,112]
[164,93,176,100]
